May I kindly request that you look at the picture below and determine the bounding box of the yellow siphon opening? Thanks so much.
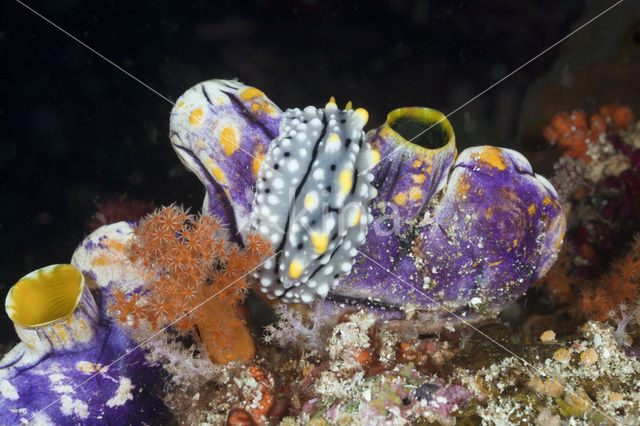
[5,264,84,327]
[387,107,454,151]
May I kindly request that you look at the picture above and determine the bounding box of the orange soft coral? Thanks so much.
[543,104,634,162]
[109,205,272,364]
[599,104,634,131]
[581,239,640,320]
[543,111,591,161]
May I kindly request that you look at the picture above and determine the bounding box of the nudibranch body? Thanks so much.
[250,101,378,303]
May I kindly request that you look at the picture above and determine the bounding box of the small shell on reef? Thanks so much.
[529,377,564,398]
[553,348,572,364]
[580,348,598,365]
[540,330,556,342]
[227,407,257,426]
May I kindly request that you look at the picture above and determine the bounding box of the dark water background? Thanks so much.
[0,0,635,345]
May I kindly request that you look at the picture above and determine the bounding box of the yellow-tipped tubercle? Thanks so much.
[311,231,329,255]
[289,259,305,279]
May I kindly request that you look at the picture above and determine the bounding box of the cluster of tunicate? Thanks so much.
[251,100,379,303]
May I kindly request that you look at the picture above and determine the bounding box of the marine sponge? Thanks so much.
[109,205,272,364]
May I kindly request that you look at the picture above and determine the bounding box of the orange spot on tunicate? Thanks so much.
[409,187,423,202]
[472,146,506,170]
[105,238,126,253]
[205,158,228,184]
[252,146,266,178]
[189,108,204,126]
[239,87,265,101]
[393,191,408,206]
[457,174,471,196]
[543,196,552,205]
[412,174,426,183]
[220,126,239,156]
[528,203,536,216]
[239,87,278,116]
[91,254,112,267]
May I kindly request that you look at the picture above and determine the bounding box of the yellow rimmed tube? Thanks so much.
[5,264,99,352]
[384,107,455,152]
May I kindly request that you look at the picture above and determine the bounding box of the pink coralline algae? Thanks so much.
[170,79,566,329]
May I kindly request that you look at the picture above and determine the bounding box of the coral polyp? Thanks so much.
[109,205,272,364]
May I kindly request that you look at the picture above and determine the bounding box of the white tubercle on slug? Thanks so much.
[251,101,378,303]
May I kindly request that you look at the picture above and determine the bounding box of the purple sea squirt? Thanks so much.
[0,258,168,424]
[169,79,567,331]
